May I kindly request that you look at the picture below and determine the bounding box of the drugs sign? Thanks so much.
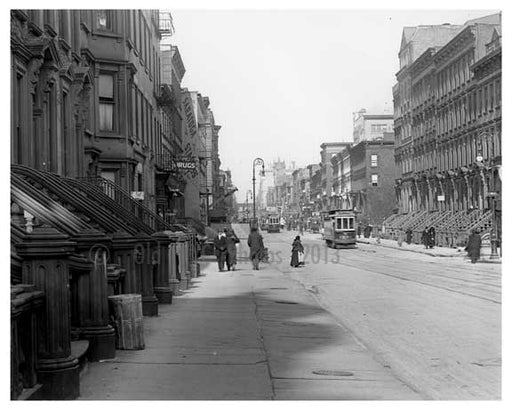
[175,160,197,170]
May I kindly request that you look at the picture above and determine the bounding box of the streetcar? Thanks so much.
[323,209,357,248]
[267,214,281,233]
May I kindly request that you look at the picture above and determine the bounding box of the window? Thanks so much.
[484,86,488,113]
[59,10,70,42]
[371,174,378,186]
[489,83,494,110]
[97,10,112,30]
[371,154,378,167]
[371,124,388,133]
[496,79,501,106]
[99,74,114,131]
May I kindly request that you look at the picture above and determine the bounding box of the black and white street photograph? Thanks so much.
[6,0,507,405]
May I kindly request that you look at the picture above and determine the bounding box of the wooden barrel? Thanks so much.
[108,294,145,350]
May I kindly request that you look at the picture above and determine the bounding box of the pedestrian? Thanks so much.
[421,227,429,249]
[247,226,265,270]
[225,228,240,271]
[213,229,227,271]
[465,229,482,263]
[397,229,404,247]
[290,235,304,268]
[428,226,436,248]
[175,253,181,282]
[357,224,362,238]
[363,225,371,238]
[195,235,202,258]
[406,228,413,245]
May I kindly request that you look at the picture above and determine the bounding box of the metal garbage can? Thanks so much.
[108,294,145,350]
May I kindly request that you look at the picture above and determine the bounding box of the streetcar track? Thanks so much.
[264,233,500,303]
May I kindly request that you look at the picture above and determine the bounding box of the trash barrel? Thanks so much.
[108,294,145,350]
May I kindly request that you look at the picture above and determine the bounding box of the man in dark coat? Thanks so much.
[406,228,413,245]
[247,227,264,270]
[428,227,436,248]
[465,229,482,263]
[213,230,227,271]
[421,227,429,249]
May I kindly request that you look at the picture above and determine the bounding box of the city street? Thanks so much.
[259,226,501,400]
[79,224,500,400]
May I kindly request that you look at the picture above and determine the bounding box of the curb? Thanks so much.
[356,240,501,263]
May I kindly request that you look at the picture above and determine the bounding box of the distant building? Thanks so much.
[319,142,351,211]
[353,109,394,144]
[350,133,396,226]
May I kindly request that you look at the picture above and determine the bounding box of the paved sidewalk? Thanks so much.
[79,258,421,400]
[356,236,501,263]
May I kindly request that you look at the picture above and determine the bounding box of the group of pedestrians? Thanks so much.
[421,226,436,249]
[214,226,267,271]
[396,226,483,263]
[213,228,240,271]
[213,226,308,271]
[213,224,485,273]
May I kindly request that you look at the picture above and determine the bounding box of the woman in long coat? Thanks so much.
[465,229,482,263]
[225,228,240,271]
[290,236,304,268]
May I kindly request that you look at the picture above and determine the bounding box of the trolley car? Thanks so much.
[267,214,281,233]
[323,209,357,248]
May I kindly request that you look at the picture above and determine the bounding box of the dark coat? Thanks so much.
[247,231,264,259]
[213,235,227,257]
[406,229,412,244]
[465,233,482,259]
[428,227,436,247]
[290,239,304,267]
[226,232,239,265]
[421,229,429,246]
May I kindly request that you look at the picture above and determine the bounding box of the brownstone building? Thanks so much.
[389,14,501,247]
[10,10,201,400]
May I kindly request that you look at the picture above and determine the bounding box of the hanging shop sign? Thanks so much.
[171,157,198,178]
[174,159,197,170]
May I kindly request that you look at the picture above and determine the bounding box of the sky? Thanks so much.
[166,7,499,198]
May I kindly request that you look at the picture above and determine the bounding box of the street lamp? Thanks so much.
[245,190,252,222]
[252,157,265,220]
[487,191,499,259]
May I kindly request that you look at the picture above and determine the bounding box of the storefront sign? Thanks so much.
[175,160,197,170]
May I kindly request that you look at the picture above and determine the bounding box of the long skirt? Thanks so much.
[290,250,299,267]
